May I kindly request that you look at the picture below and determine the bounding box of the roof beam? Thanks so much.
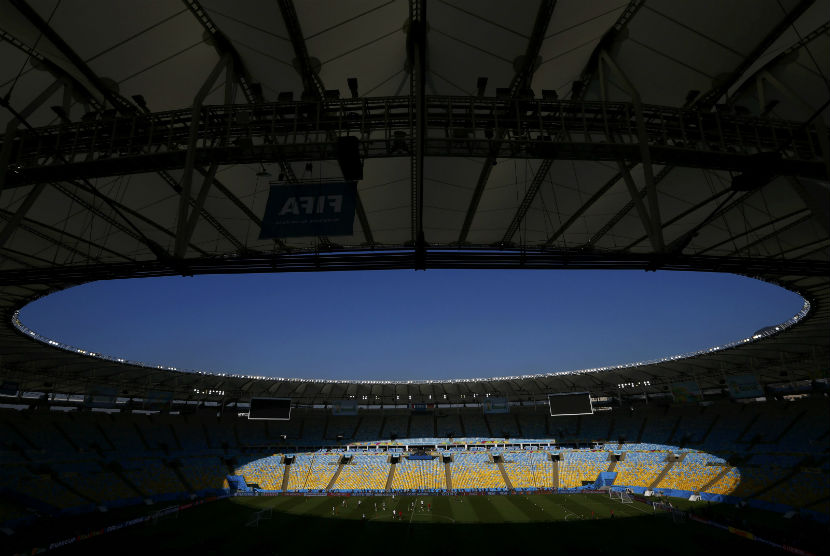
[598,50,663,252]
[0,207,133,262]
[198,169,288,251]
[756,71,830,180]
[543,164,635,247]
[278,0,326,101]
[733,21,830,105]
[0,79,65,197]
[667,189,760,254]
[1,14,244,256]
[0,183,46,250]
[1,246,52,267]
[621,186,733,252]
[725,212,813,257]
[409,0,427,262]
[571,0,644,101]
[277,0,375,247]
[501,159,553,246]
[0,28,100,111]
[175,55,230,259]
[58,180,210,258]
[458,0,557,244]
[0,207,105,264]
[182,0,265,103]
[156,170,246,252]
[694,0,815,107]
[0,38,228,266]
[696,207,811,256]
[791,240,830,259]
[9,0,136,114]
[567,1,810,256]
[176,162,219,259]
[49,182,178,258]
[587,168,675,249]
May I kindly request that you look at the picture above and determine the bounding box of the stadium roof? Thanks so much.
[0,0,828,405]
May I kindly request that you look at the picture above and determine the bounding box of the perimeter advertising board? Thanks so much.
[259,182,357,238]
[332,400,358,416]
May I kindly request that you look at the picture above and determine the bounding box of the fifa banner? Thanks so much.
[726,374,764,399]
[671,381,701,403]
[144,389,173,410]
[259,181,357,238]
[83,386,117,408]
[482,397,509,414]
[332,399,358,416]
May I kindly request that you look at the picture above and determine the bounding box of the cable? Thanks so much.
[776,0,830,94]
[4,0,62,101]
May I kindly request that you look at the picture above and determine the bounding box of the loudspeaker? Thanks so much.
[337,136,363,181]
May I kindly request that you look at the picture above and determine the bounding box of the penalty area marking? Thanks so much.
[557,503,581,521]
[623,500,653,515]
[410,512,455,524]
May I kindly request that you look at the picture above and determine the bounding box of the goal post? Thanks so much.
[609,489,633,503]
[245,508,273,528]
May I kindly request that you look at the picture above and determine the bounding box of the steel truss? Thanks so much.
[0,248,827,286]
[2,97,826,187]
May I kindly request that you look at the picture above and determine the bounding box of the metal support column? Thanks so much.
[175,55,230,258]
[600,50,663,251]
[598,55,662,252]
[0,80,67,250]
[758,71,830,179]
[409,0,427,268]
[0,80,65,195]
[180,162,220,254]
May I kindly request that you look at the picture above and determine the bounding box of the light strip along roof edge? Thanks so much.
[7,299,814,385]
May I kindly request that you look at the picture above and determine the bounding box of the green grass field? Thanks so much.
[39,492,823,556]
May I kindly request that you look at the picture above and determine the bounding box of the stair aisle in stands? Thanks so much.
[651,454,685,490]
[326,460,345,491]
[496,459,513,489]
[552,458,560,490]
[281,461,291,491]
[697,465,733,494]
[385,461,396,490]
[444,460,453,491]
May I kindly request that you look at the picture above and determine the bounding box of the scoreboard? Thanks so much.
[548,392,593,416]
[248,398,292,420]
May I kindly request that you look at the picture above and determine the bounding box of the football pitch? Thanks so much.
[48,493,805,556]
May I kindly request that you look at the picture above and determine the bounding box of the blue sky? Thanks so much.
[19,270,804,381]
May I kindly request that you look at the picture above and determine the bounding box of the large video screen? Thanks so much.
[548,392,593,416]
[248,398,292,420]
